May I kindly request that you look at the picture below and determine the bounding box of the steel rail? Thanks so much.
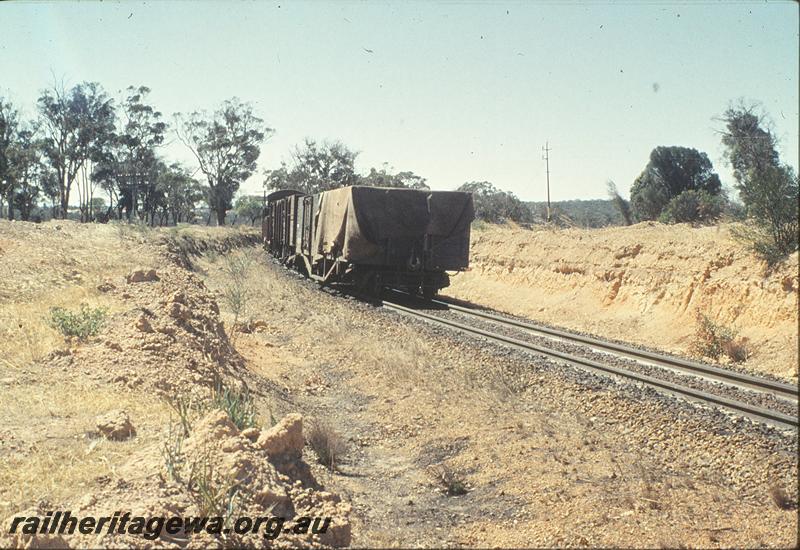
[409,294,798,401]
[381,299,799,430]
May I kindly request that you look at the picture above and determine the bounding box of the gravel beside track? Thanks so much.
[380,290,798,432]
[438,292,797,388]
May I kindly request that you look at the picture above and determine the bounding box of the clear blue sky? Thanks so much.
[1,0,797,202]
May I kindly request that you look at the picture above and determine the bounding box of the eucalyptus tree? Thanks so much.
[719,103,798,259]
[0,96,19,218]
[154,162,204,225]
[719,101,780,202]
[233,194,263,225]
[263,140,435,195]
[177,99,271,225]
[37,81,115,218]
[263,139,361,194]
[8,124,47,221]
[361,165,430,190]
[457,181,532,223]
[92,85,167,221]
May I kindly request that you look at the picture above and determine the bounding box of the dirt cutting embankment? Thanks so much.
[0,221,350,549]
[445,222,799,381]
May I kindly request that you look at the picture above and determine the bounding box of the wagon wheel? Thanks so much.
[354,271,382,302]
[293,255,309,277]
[370,273,384,303]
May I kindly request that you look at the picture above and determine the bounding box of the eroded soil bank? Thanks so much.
[446,222,799,381]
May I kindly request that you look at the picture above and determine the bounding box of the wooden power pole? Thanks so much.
[542,141,551,222]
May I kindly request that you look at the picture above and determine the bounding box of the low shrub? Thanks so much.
[433,464,468,496]
[161,420,187,483]
[164,393,210,436]
[721,338,749,363]
[307,421,347,471]
[221,251,255,329]
[658,189,723,225]
[691,313,748,363]
[192,458,245,521]
[471,219,488,232]
[731,223,796,268]
[769,485,796,510]
[48,304,107,340]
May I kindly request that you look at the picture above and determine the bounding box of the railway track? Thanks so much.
[381,291,799,431]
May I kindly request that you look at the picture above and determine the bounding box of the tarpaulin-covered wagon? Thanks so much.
[262,186,474,296]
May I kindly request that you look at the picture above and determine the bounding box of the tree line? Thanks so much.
[263,100,798,253]
[0,82,269,225]
[0,78,534,227]
[263,139,532,224]
[2,82,796,261]
[0,80,531,227]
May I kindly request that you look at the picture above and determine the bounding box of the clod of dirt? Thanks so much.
[96,279,116,293]
[237,319,269,333]
[167,301,191,321]
[241,427,261,442]
[126,268,159,284]
[42,348,73,369]
[257,413,304,461]
[133,314,153,333]
[96,410,136,441]
[104,340,122,351]
[178,410,351,546]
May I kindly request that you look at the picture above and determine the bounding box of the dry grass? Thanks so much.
[307,421,347,471]
[0,287,120,370]
[201,246,528,434]
[722,338,750,363]
[0,220,214,515]
[691,313,749,364]
[769,485,796,511]
[201,247,305,329]
[0,377,171,512]
[0,220,157,370]
[342,327,432,386]
[432,464,468,496]
[205,249,425,393]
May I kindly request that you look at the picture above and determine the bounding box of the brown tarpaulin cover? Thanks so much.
[312,186,474,266]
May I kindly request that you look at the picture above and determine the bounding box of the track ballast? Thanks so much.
[380,291,798,431]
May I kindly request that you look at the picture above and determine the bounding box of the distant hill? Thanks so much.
[525,199,625,228]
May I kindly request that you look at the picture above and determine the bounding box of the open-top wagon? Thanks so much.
[262,185,474,296]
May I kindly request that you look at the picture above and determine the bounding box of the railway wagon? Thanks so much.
[262,185,474,296]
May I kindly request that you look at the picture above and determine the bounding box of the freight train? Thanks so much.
[262,185,474,296]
